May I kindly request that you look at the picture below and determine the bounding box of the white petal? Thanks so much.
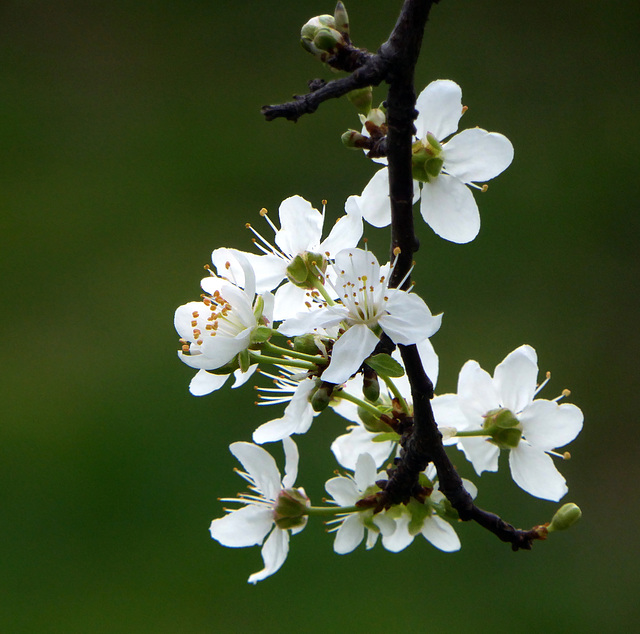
[229,442,281,501]
[321,324,380,385]
[242,252,288,293]
[421,515,461,552]
[281,436,300,488]
[382,513,414,552]
[457,360,499,421]
[443,128,514,183]
[275,195,323,256]
[174,301,206,341]
[231,364,258,389]
[272,282,311,322]
[320,195,364,255]
[519,401,583,450]
[197,329,252,369]
[354,452,377,491]
[417,338,439,388]
[334,514,365,554]
[277,305,346,337]
[456,437,500,475]
[431,394,470,435]
[509,442,567,501]
[331,425,395,470]
[325,476,359,506]
[419,174,480,244]
[415,80,463,141]
[188,369,229,396]
[494,345,538,413]
[379,292,442,344]
[209,504,273,547]
[248,527,290,584]
[359,168,392,227]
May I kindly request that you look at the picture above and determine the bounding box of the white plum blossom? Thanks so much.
[432,344,583,501]
[174,250,274,388]
[279,248,442,385]
[241,195,363,320]
[252,370,317,444]
[209,438,308,584]
[331,340,439,469]
[360,79,514,243]
[381,466,475,553]
[324,452,395,553]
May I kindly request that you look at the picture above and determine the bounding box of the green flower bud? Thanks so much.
[341,129,369,149]
[548,503,582,532]
[347,86,372,115]
[311,384,333,412]
[334,1,350,36]
[253,294,265,320]
[285,251,327,289]
[292,334,320,355]
[365,107,386,128]
[273,487,310,530]
[357,406,391,434]
[300,15,336,41]
[313,27,344,54]
[362,372,380,402]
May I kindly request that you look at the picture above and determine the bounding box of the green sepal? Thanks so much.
[371,431,400,443]
[238,348,251,373]
[206,358,240,376]
[292,334,320,355]
[365,353,405,378]
[251,325,272,344]
[357,406,392,434]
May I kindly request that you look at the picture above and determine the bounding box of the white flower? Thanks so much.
[174,250,273,378]
[359,79,514,243]
[381,465,473,553]
[432,344,583,501]
[241,195,363,320]
[324,453,395,553]
[279,248,442,385]
[331,340,439,469]
[252,370,317,444]
[209,438,308,584]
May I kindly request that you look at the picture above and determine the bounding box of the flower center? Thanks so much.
[411,132,444,183]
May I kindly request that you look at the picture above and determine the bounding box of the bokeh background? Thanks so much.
[2,1,638,631]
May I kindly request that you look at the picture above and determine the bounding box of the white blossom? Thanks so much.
[324,453,395,553]
[359,79,514,243]
[432,344,583,501]
[279,248,442,385]
[175,250,273,379]
[209,438,308,584]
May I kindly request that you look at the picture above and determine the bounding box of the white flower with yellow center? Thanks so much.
[279,248,442,385]
[360,79,514,243]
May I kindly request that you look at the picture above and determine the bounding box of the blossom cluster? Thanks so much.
[174,80,583,583]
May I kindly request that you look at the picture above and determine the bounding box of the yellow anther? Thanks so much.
[322,199,327,206]
[393,246,401,256]
[481,184,489,192]
[461,105,468,114]
[562,389,571,397]
[259,208,268,216]
[563,452,571,460]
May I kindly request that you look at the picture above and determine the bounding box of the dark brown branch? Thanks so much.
[263,0,546,552]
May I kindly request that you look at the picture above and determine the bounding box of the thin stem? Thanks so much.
[333,389,385,419]
[248,351,316,370]
[379,374,410,415]
[305,504,363,517]
[262,341,328,365]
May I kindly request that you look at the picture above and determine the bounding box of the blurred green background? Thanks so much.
[1,0,638,631]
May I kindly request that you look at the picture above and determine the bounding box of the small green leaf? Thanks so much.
[365,353,404,378]
[371,431,400,443]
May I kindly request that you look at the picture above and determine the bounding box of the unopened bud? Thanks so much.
[313,27,344,54]
[251,325,272,344]
[292,334,320,355]
[347,86,372,115]
[285,251,327,289]
[548,503,582,532]
[341,129,370,149]
[238,348,251,373]
[273,487,310,530]
[362,371,380,402]
[311,383,334,412]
